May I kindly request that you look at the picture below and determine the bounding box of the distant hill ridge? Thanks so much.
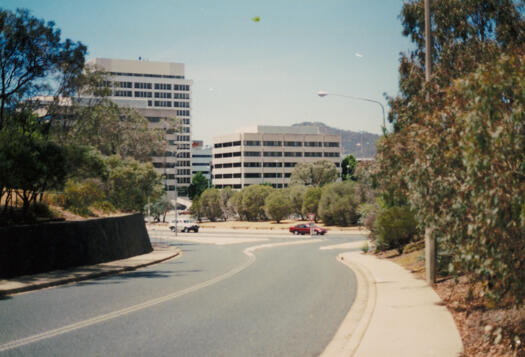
[291,122,379,158]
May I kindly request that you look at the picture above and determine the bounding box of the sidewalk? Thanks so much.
[323,247,464,357]
[0,245,181,296]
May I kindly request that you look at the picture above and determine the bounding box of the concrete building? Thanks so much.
[191,140,212,181]
[86,58,193,194]
[212,125,342,189]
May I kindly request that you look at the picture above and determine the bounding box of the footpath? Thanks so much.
[322,243,464,357]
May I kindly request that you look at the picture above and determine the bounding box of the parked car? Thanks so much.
[289,223,327,235]
[169,218,199,233]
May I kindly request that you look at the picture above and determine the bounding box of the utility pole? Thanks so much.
[424,0,436,285]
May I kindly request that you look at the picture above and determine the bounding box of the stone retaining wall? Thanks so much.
[0,214,152,279]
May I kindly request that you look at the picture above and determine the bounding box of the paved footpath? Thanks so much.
[322,241,463,357]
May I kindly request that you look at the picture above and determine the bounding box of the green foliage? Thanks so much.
[199,188,223,222]
[189,197,203,222]
[290,160,338,186]
[227,190,243,220]
[188,172,209,200]
[64,179,105,216]
[144,195,173,222]
[341,155,357,181]
[288,185,306,219]
[301,186,322,221]
[240,185,273,221]
[264,190,292,223]
[219,187,235,219]
[105,155,164,212]
[374,206,417,253]
[63,145,108,181]
[0,127,67,211]
[318,181,360,226]
[376,0,525,304]
[0,8,87,130]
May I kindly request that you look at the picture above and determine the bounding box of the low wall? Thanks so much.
[0,214,152,279]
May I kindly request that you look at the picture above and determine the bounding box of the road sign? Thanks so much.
[307,213,316,221]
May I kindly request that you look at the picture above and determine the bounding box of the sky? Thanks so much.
[2,0,413,145]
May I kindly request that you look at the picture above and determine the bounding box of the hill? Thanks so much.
[291,122,379,158]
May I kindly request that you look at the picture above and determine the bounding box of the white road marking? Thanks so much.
[0,239,320,352]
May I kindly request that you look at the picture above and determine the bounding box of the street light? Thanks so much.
[316,91,386,130]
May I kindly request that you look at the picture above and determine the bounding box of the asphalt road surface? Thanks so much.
[0,231,361,357]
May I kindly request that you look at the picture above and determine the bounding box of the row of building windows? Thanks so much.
[213,184,289,189]
[110,71,185,79]
[153,161,191,168]
[217,173,292,179]
[215,141,340,148]
[222,151,340,158]
[177,110,190,117]
[114,90,132,97]
[135,91,152,98]
[192,154,212,158]
[147,100,191,108]
[214,162,298,169]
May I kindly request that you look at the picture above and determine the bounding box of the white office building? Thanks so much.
[212,125,342,189]
[86,58,193,194]
[191,140,212,181]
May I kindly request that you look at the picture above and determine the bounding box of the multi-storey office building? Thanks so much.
[212,126,342,189]
[191,140,212,181]
[86,58,192,193]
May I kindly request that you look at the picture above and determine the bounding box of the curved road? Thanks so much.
[0,232,362,356]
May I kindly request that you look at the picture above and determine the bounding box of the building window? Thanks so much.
[135,91,152,98]
[284,141,302,147]
[263,173,282,178]
[263,141,282,146]
[324,152,340,157]
[263,151,282,157]
[284,162,296,168]
[155,92,172,98]
[244,151,261,157]
[114,90,132,97]
[244,140,260,146]
[214,153,222,158]
[243,162,261,167]
[115,81,132,88]
[305,141,323,147]
[154,83,172,90]
[324,142,340,147]
[173,101,190,108]
[244,173,261,178]
[284,152,302,157]
[154,100,172,107]
[263,162,282,167]
[134,82,152,89]
[233,173,241,178]
[305,152,323,157]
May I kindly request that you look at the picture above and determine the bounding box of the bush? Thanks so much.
[374,206,417,253]
[318,181,360,226]
[240,185,273,221]
[264,190,292,223]
[302,186,322,221]
[64,179,105,216]
[200,188,223,222]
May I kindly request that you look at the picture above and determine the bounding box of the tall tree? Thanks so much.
[0,8,87,130]
[290,160,338,186]
[341,155,357,181]
[188,172,209,200]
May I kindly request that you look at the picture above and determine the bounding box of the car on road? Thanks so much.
[289,224,327,235]
[169,218,199,233]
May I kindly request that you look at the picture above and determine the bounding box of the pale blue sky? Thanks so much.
[2,0,412,144]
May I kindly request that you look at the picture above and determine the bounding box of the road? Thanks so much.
[0,231,362,356]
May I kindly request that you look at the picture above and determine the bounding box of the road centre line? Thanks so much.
[0,239,321,352]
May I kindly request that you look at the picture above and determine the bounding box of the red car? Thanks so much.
[289,224,327,235]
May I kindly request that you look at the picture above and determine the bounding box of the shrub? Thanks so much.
[302,186,322,221]
[361,241,369,253]
[64,179,105,216]
[200,188,223,222]
[318,181,360,226]
[240,185,273,221]
[264,190,292,223]
[374,206,417,253]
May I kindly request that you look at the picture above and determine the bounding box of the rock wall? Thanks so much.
[0,214,152,279]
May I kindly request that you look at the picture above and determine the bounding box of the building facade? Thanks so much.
[212,126,342,189]
[191,140,212,181]
[86,58,192,193]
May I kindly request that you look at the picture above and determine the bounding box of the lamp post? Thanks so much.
[317,91,386,130]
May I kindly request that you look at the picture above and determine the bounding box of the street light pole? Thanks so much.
[317,91,386,130]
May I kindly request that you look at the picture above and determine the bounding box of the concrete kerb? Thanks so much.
[0,248,181,296]
[321,253,377,357]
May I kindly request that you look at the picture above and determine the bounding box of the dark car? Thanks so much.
[289,224,327,235]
